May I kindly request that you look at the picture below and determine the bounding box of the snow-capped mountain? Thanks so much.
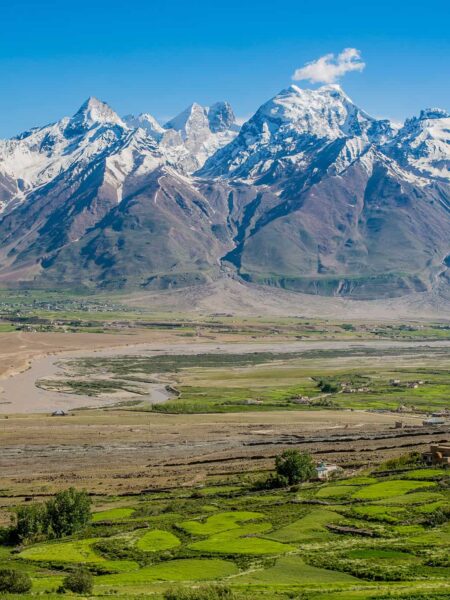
[0,98,136,212]
[0,97,238,214]
[200,84,397,180]
[162,101,239,172]
[122,113,165,140]
[0,86,449,298]
[386,108,450,180]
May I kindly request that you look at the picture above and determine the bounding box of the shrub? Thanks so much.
[60,569,93,594]
[275,450,315,485]
[423,507,450,527]
[312,397,336,407]
[164,585,236,600]
[0,569,32,593]
[266,473,290,489]
[376,452,424,472]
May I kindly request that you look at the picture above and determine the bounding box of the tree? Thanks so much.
[14,503,47,543]
[45,488,91,538]
[11,488,91,544]
[60,569,93,594]
[318,379,339,393]
[0,569,32,593]
[275,450,315,485]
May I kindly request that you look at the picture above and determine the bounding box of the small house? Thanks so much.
[423,445,450,466]
[51,409,67,417]
[423,417,446,426]
[316,462,342,481]
[292,396,311,405]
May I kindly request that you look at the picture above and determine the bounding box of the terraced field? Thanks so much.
[1,461,449,599]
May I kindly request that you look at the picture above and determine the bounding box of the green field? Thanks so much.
[91,507,135,522]
[179,511,264,536]
[352,480,436,500]
[136,530,181,552]
[1,460,449,599]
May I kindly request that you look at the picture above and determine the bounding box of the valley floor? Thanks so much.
[0,299,449,597]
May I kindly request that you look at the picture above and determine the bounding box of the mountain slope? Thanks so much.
[40,167,228,289]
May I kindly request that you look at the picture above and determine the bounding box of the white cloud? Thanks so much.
[292,48,365,84]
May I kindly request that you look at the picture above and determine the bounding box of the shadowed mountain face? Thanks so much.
[0,86,449,298]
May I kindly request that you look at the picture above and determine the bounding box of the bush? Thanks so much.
[275,450,315,485]
[60,569,93,594]
[264,473,289,489]
[0,569,32,593]
[164,585,236,600]
[377,452,424,472]
[423,507,450,527]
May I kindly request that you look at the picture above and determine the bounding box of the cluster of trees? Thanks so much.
[317,378,340,394]
[12,487,91,544]
[275,450,316,485]
[257,449,316,489]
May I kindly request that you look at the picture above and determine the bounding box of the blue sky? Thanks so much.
[0,0,448,137]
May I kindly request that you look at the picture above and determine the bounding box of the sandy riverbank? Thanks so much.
[0,330,197,380]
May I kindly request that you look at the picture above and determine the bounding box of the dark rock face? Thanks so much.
[0,87,449,297]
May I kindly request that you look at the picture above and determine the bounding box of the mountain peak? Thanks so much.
[68,97,125,132]
[200,83,396,179]
[207,101,237,133]
[123,112,165,140]
[164,103,208,135]
[419,107,450,121]
[319,83,345,93]
[164,101,238,135]
[287,83,347,97]
[388,105,450,180]
[253,83,375,140]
